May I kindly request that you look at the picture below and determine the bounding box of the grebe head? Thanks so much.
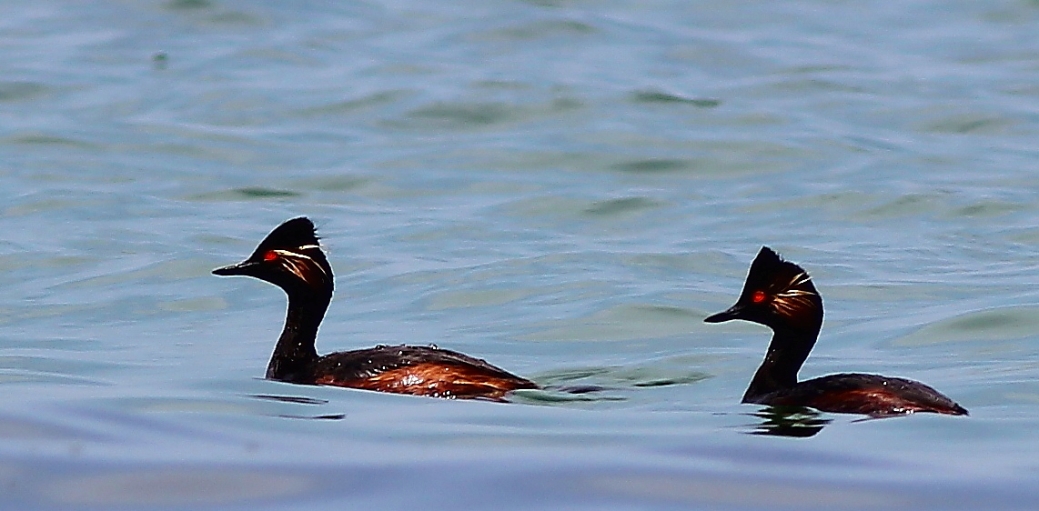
[704,247,822,332]
[212,217,333,297]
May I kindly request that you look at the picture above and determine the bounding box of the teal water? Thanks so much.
[2,1,1038,508]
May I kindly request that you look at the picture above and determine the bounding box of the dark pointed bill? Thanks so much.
[704,303,744,323]
[212,260,259,276]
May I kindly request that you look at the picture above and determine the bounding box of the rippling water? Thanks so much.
[2,1,1039,509]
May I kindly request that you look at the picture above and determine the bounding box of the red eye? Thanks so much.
[262,250,278,262]
[751,290,767,303]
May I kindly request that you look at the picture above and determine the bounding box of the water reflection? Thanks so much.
[512,386,627,404]
[249,394,345,420]
[277,413,346,421]
[250,394,328,406]
[748,406,832,438]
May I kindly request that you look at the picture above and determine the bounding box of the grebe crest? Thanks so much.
[705,247,822,333]
[213,217,332,296]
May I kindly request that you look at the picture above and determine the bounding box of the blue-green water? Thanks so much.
[2,1,1038,508]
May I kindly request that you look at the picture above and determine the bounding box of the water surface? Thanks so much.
[2,1,1039,509]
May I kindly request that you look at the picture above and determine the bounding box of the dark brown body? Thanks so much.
[747,373,968,416]
[308,345,538,400]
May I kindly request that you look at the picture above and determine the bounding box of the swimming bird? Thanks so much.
[213,217,538,400]
[705,247,967,416]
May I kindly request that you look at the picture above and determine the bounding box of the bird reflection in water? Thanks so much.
[748,405,832,437]
[251,394,345,420]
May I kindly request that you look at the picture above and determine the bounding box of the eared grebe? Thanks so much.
[213,217,537,400]
[704,247,967,417]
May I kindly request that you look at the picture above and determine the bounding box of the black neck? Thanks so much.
[741,325,820,403]
[265,292,329,382]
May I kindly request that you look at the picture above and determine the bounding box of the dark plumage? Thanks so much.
[213,217,537,400]
[705,247,967,417]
